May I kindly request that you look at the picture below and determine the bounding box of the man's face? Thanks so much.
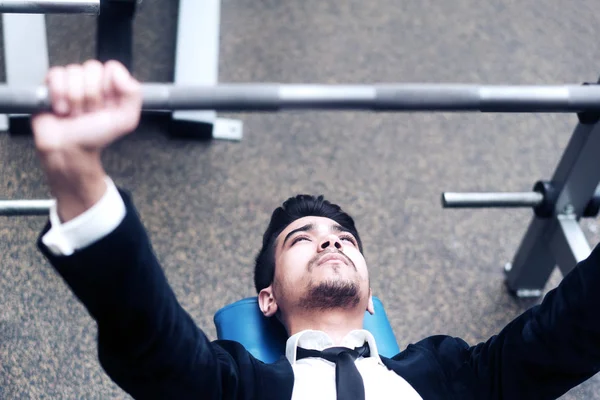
[263,216,372,317]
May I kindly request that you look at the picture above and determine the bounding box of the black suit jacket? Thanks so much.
[38,191,600,399]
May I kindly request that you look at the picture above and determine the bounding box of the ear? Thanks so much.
[366,288,375,315]
[258,286,278,317]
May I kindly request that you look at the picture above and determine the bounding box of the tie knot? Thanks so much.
[297,343,370,363]
[322,347,359,361]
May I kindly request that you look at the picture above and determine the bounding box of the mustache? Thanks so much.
[308,250,356,271]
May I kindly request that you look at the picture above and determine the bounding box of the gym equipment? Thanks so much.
[4,80,600,299]
[1,0,138,135]
[0,0,241,140]
[442,192,545,209]
[1,12,49,133]
[97,0,138,70]
[443,189,600,216]
[442,94,600,298]
[0,200,54,216]
[0,0,100,14]
[172,0,243,140]
[213,296,399,363]
[0,83,599,113]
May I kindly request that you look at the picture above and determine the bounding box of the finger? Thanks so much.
[104,60,142,132]
[45,67,69,115]
[65,64,85,116]
[82,60,104,112]
[102,61,119,107]
[105,60,140,98]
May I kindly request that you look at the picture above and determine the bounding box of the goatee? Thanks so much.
[299,279,360,311]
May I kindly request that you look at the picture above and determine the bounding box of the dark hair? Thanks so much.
[253,194,363,293]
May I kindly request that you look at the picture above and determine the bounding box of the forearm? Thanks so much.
[38,148,107,223]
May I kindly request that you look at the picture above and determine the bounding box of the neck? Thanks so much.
[286,308,364,345]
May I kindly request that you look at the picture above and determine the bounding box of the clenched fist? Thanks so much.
[32,60,142,222]
[32,60,141,153]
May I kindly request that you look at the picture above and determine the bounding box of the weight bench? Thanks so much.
[213,296,400,363]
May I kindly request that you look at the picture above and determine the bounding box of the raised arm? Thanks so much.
[32,61,246,398]
[438,243,600,399]
[32,60,141,223]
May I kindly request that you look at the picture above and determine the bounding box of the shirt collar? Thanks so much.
[286,329,383,365]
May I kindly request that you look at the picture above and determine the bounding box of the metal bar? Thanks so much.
[4,84,600,113]
[506,120,600,294]
[171,0,242,140]
[173,0,218,126]
[442,192,544,208]
[0,0,99,14]
[550,214,591,276]
[148,84,600,112]
[2,12,49,133]
[0,200,53,216]
[503,218,556,298]
[97,0,136,69]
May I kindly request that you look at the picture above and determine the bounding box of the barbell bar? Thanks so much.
[0,200,54,216]
[1,83,600,113]
[2,190,594,217]
[0,0,100,14]
[4,83,600,217]
[441,192,544,208]
[442,187,600,218]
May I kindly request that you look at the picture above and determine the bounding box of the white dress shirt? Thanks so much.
[41,179,423,399]
[41,176,126,256]
[287,330,422,399]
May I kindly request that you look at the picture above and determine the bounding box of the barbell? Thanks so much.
[0,83,600,113]
[3,82,600,217]
[3,190,599,218]
[0,0,100,14]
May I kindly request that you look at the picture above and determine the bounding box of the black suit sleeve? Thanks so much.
[37,190,250,399]
[433,243,600,399]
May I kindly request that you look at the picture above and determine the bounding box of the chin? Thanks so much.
[299,279,362,311]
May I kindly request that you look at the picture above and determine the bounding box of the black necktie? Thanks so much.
[296,343,370,400]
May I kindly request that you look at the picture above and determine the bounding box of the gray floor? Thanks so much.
[1,0,600,398]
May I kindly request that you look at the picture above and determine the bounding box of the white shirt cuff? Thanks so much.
[41,176,126,256]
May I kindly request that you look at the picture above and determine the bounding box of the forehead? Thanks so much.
[277,216,341,241]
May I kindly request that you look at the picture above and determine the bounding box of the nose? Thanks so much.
[318,234,342,252]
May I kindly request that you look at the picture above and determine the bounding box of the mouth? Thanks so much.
[317,253,349,267]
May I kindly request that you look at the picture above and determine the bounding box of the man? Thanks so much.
[33,60,600,399]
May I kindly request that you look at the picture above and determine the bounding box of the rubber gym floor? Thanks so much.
[1,1,600,398]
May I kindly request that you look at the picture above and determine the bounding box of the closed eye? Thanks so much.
[291,236,311,246]
[340,235,357,246]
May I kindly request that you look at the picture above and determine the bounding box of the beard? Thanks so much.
[298,279,361,311]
